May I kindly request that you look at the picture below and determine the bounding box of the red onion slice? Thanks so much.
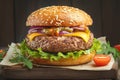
[30,26,44,29]
[72,27,85,31]
[28,26,43,34]
[59,31,70,34]
[28,28,37,34]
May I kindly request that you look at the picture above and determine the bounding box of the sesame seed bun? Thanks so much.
[26,6,93,27]
[25,6,95,66]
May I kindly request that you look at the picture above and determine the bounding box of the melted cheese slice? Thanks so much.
[27,30,90,42]
[63,28,90,42]
[63,32,90,42]
[27,32,44,41]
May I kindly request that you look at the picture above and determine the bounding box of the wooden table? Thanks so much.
[0,62,118,80]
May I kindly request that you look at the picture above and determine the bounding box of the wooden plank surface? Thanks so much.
[1,62,118,80]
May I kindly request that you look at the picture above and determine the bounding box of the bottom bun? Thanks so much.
[32,51,96,66]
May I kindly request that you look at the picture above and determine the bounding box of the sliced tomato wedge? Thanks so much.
[114,44,120,52]
[93,54,111,66]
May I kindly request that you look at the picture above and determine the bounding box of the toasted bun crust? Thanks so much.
[31,51,95,66]
[26,6,93,27]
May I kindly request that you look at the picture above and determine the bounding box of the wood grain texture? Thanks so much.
[1,62,118,80]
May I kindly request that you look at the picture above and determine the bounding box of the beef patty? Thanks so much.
[25,33,94,53]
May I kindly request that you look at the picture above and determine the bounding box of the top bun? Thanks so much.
[26,6,93,27]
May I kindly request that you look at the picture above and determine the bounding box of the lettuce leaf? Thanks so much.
[9,38,120,69]
[19,38,101,61]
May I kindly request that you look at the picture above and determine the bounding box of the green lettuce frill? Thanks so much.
[20,38,101,61]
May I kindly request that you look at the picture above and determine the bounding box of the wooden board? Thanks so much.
[1,62,118,80]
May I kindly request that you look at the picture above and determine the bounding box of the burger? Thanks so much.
[21,6,96,66]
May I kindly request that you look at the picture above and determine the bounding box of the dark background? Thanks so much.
[0,0,120,47]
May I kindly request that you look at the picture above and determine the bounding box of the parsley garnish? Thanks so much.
[10,45,33,69]
[96,42,120,60]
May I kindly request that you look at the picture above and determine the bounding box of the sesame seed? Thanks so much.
[45,21,48,24]
[55,22,61,26]
[44,13,48,16]
[55,15,58,20]
[70,19,74,23]
[50,20,53,24]
[46,19,49,21]
[39,12,42,15]
[41,21,44,24]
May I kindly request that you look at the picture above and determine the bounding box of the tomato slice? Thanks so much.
[93,54,111,66]
[114,44,120,52]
